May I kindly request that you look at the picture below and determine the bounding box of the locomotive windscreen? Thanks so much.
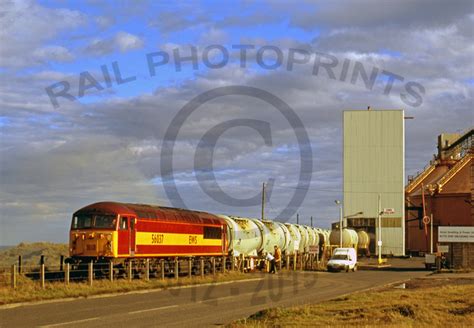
[72,214,117,229]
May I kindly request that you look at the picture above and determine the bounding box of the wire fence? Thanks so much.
[1,252,327,290]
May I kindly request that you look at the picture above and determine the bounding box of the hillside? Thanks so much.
[0,242,68,269]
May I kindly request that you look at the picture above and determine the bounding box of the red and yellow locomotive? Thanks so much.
[68,202,229,273]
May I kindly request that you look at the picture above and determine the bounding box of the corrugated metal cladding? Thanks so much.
[343,110,405,256]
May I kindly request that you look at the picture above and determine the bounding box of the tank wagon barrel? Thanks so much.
[329,228,359,248]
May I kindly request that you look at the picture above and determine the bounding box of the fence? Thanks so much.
[1,252,327,289]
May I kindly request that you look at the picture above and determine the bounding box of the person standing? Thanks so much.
[274,245,281,272]
[265,252,276,274]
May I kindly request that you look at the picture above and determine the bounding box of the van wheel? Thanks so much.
[345,266,349,272]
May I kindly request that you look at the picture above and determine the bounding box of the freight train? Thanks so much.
[66,202,331,276]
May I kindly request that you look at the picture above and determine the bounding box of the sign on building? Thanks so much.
[438,226,474,243]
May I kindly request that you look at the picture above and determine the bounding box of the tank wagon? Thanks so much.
[329,228,359,249]
[67,201,325,275]
[356,230,370,256]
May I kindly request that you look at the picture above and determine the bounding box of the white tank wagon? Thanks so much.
[324,230,331,246]
[284,223,301,255]
[316,229,330,248]
[295,224,309,253]
[310,227,320,247]
[275,221,292,252]
[251,218,272,254]
[356,230,370,255]
[329,228,359,248]
[261,220,290,252]
[218,215,262,257]
[303,226,318,249]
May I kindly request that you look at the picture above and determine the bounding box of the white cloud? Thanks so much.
[115,31,144,52]
[84,31,144,56]
[0,0,86,68]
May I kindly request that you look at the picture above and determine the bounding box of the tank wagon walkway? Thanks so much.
[1,262,427,327]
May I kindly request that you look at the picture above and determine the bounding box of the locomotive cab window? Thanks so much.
[203,226,221,239]
[72,215,92,229]
[119,217,128,230]
[94,215,117,229]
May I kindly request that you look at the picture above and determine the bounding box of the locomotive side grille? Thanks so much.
[203,226,221,239]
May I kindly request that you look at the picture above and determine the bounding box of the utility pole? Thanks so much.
[261,182,265,221]
[335,200,342,248]
[378,194,382,264]
[310,216,313,227]
[430,213,433,254]
[296,213,299,224]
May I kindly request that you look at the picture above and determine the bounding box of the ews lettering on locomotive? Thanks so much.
[151,233,164,244]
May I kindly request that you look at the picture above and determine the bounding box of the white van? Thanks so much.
[327,248,357,272]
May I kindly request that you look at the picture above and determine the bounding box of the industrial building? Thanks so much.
[405,128,473,268]
[343,109,405,256]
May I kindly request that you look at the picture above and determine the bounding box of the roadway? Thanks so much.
[1,264,428,327]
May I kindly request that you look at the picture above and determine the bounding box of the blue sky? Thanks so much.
[0,0,473,245]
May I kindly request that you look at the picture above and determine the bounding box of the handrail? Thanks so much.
[406,162,437,194]
[436,153,473,192]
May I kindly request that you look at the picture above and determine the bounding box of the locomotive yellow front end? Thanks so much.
[69,212,118,259]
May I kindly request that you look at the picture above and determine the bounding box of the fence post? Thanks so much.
[241,254,245,273]
[109,261,114,282]
[128,261,133,281]
[40,255,44,266]
[286,254,290,270]
[231,256,236,271]
[18,256,22,274]
[174,257,179,280]
[40,263,45,288]
[187,258,192,278]
[145,259,150,281]
[293,254,297,271]
[88,261,93,286]
[211,257,216,275]
[160,259,165,280]
[221,256,226,273]
[11,264,16,289]
[65,263,70,285]
[200,258,204,278]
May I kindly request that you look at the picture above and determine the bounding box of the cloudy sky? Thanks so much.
[0,0,472,245]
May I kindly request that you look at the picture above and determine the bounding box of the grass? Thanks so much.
[230,277,474,327]
[0,242,68,268]
[0,271,252,305]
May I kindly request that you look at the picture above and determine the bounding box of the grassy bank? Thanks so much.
[231,277,474,327]
[0,272,252,305]
[0,242,68,268]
